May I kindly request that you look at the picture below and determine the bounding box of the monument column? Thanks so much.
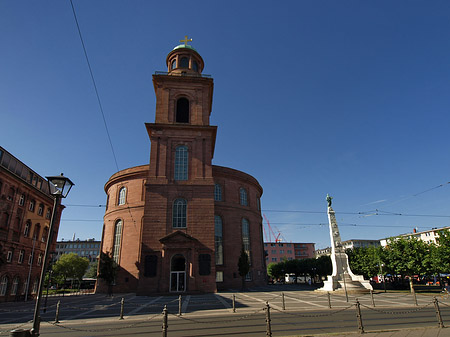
[319,195,372,293]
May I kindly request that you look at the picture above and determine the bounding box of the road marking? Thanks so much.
[181,295,190,313]
[127,296,163,315]
[275,293,329,308]
[70,295,137,320]
[214,294,232,310]
[237,292,284,311]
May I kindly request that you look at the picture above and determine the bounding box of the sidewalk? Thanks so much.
[309,327,449,337]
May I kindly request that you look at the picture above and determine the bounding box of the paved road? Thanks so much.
[1,286,449,336]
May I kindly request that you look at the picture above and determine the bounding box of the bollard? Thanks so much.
[355,298,364,334]
[119,297,124,320]
[54,300,61,323]
[162,305,168,337]
[412,291,418,306]
[370,290,375,307]
[178,295,182,316]
[232,294,236,313]
[434,297,445,328]
[265,301,272,337]
[282,292,286,310]
[327,292,332,309]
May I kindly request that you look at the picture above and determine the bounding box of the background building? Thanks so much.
[98,41,266,294]
[380,226,450,246]
[316,239,380,257]
[265,242,315,263]
[55,238,100,263]
[0,147,64,301]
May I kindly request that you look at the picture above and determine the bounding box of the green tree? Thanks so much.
[347,246,382,279]
[315,255,332,279]
[384,237,431,292]
[98,251,117,295]
[84,261,99,279]
[267,262,285,281]
[435,229,450,274]
[238,247,250,290]
[52,253,90,289]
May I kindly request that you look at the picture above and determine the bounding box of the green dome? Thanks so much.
[173,44,198,52]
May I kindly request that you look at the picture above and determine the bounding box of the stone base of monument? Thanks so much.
[318,272,372,293]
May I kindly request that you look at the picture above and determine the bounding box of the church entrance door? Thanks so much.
[170,254,186,292]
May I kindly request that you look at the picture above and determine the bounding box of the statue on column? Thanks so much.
[318,195,372,293]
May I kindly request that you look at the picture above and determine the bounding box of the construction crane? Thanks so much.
[263,214,282,243]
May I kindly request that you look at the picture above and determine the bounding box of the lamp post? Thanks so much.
[30,174,73,337]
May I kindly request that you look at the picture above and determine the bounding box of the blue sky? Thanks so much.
[1,1,449,249]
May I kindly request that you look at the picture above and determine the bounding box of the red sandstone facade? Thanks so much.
[99,42,266,294]
[0,147,63,302]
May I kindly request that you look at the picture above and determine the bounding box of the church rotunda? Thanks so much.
[98,38,266,294]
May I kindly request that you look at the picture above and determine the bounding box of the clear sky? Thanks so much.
[1,1,449,249]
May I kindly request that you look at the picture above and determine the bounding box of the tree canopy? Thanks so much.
[52,253,90,285]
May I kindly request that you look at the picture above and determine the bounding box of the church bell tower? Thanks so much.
[140,37,217,293]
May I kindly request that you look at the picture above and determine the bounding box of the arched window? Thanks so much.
[172,198,187,228]
[214,184,222,201]
[239,188,248,206]
[41,227,48,243]
[118,187,126,205]
[174,146,188,181]
[18,194,25,206]
[180,57,189,68]
[29,200,35,212]
[7,187,14,201]
[31,278,38,294]
[0,275,8,296]
[192,60,198,72]
[113,219,123,264]
[24,221,30,237]
[11,277,19,296]
[176,98,189,123]
[171,59,177,70]
[215,215,223,265]
[33,223,41,241]
[38,204,44,216]
[242,218,251,264]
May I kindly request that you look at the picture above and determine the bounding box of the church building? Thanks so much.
[98,39,266,294]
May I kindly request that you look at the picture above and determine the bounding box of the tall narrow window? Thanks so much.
[38,204,44,216]
[180,57,189,68]
[215,216,223,265]
[172,198,187,228]
[0,276,8,296]
[198,254,211,275]
[113,219,123,264]
[144,255,158,277]
[214,184,222,201]
[118,187,126,205]
[242,218,251,264]
[24,221,30,237]
[29,200,35,212]
[171,59,177,70]
[239,188,248,206]
[174,146,188,180]
[176,98,189,123]
[18,194,25,206]
[11,277,19,296]
[18,250,24,264]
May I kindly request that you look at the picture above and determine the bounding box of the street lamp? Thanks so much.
[30,174,74,337]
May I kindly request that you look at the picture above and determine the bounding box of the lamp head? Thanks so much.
[46,173,74,198]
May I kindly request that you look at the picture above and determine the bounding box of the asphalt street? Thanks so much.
[1,286,450,336]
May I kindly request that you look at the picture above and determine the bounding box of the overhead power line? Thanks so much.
[69,0,120,172]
